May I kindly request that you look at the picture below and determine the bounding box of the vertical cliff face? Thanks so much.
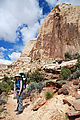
[29,4,80,60]
[20,40,36,57]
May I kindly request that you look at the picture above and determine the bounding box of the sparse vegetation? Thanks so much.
[27,82,45,94]
[27,70,45,83]
[76,57,80,69]
[65,114,69,120]
[0,75,14,94]
[45,91,53,99]
[6,72,10,74]
[73,52,80,59]
[65,52,72,60]
[36,58,40,61]
[60,67,71,80]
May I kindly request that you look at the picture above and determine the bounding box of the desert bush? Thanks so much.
[71,67,76,73]
[68,69,80,81]
[0,75,14,94]
[72,70,80,79]
[45,91,53,99]
[60,80,68,84]
[28,70,45,83]
[60,67,71,80]
[6,72,10,74]
[3,75,8,82]
[27,82,45,94]
[0,81,10,94]
[65,52,72,60]
[73,52,80,59]
[76,57,80,69]
[0,93,7,105]
[36,58,40,61]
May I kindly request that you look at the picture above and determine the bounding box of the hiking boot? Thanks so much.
[14,109,18,112]
[16,111,23,115]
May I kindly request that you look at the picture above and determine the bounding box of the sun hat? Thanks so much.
[15,74,21,77]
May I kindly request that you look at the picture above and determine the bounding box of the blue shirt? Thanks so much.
[15,78,22,91]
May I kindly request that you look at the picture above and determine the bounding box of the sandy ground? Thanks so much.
[0,93,70,120]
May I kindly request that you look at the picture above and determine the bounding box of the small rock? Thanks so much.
[76,96,80,100]
[63,99,72,106]
[73,81,79,85]
[57,60,63,64]
[63,88,69,95]
[58,88,69,95]
[32,98,46,111]
[58,88,63,95]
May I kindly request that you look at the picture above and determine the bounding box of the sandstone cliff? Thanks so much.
[12,40,36,66]
[29,3,80,60]
[0,4,80,77]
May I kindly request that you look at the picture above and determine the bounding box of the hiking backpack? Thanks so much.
[20,73,27,89]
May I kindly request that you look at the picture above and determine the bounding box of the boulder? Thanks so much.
[73,81,79,85]
[62,88,69,95]
[32,98,46,111]
[43,59,77,73]
[46,81,62,88]
[67,110,80,117]
[58,88,69,95]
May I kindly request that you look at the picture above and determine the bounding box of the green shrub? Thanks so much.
[6,72,10,74]
[71,67,76,72]
[3,75,8,82]
[60,67,71,80]
[27,82,45,94]
[36,58,40,60]
[28,70,45,83]
[76,57,80,69]
[0,75,14,94]
[59,80,68,84]
[72,69,80,79]
[65,52,72,59]
[0,81,10,94]
[45,91,53,99]
[73,52,80,59]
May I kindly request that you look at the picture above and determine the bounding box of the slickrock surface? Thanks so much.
[29,4,80,60]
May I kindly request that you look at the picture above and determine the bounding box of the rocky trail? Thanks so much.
[0,93,69,120]
[1,80,80,120]
[0,92,74,120]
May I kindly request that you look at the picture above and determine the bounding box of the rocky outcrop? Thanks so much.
[43,59,77,73]
[29,4,80,60]
[12,40,36,66]
[6,40,36,76]
[0,64,7,70]
[20,40,36,58]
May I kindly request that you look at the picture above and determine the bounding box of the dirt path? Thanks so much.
[4,94,69,120]
[5,94,30,120]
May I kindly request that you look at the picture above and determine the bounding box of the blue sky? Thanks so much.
[0,0,80,65]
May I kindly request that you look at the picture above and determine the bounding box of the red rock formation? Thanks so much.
[29,4,80,60]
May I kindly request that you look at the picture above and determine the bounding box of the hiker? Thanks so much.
[14,74,23,115]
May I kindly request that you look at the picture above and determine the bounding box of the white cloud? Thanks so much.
[45,0,57,6]
[8,52,21,61]
[57,0,80,5]
[0,52,4,59]
[46,0,80,6]
[21,22,41,45]
[0,47,7,51]
[0,59,12,65]
[0,0,42,43]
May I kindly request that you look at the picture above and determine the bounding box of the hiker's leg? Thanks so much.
[18,92,23,112]
[16,91,19,110]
